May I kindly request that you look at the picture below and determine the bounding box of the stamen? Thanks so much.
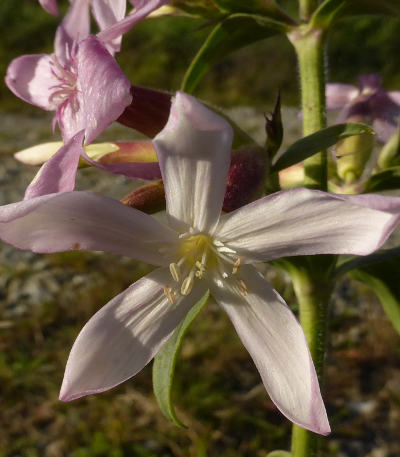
[163,286,175,304]
[238,279,248,296]
[232,257,242,275]
[169,263,180,282]
[181,270,195,296]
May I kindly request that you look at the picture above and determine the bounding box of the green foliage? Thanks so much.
[271,123,374,173]
[182,13,287,94]
[363,167,400,192]
[153,292,209,427]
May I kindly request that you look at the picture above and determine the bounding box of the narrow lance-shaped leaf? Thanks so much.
[182,13,288,94]
[363,167,400,193]
[271,123,374,173]
[266,451,292,457]
[311,0,400,31]
[152,292,209,427]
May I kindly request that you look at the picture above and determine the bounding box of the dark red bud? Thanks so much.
[121,181,166,214]
[223,148,268,213]
[117,86,172,138]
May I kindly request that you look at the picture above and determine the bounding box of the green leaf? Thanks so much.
[266,451,292,457]
[363,167,400,192]
[311,0,400,30]
[152,291,209,427]
[349,259,400,336]
[212,0,297,24]
[271,123,374,173]
[182,13,287,94]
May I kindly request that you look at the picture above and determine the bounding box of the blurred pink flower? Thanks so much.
[326,74,400,142]
[2,93,400,432]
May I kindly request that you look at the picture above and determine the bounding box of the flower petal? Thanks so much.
[97,0,169,43]
[388,91,400,106]
[39,0,59,16]
[24,131,84,200]
[215,188,400,262]
[5,54,58,111]
[153,92,233,233]
[91,0,126,54]
[210,265,330,434]
[60,267,208,401]
[0,191,178,265]
[326,83,358,110]
[54,0,90,63]
[59,35,132,143]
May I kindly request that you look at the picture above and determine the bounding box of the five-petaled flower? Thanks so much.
[2,93,400,434]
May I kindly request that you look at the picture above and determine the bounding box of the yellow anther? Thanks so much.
[238,279,248,296]
[232,257,242,275]
[163,286,176,304]
[181,275,194,296]
[169,263,181,282]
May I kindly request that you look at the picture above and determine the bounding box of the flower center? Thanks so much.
[163,233,246,303]
[49,54,79,111]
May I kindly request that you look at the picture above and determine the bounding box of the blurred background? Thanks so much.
[0,1,400,456]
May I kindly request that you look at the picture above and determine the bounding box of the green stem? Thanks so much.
[290,26,327,190]
[299,0,318,22]
[281,258,334,457]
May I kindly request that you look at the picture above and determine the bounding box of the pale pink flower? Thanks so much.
[327,74,400,142]
[2,93,400,433]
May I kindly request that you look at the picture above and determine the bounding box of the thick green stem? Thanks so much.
[290,26,327,190]
[286,22,331,457]
[299,0,318,22]
[282,258,334,457]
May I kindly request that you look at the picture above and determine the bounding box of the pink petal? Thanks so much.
[326,83,358,110]
[153,92,233,234]
[54,0,91,63]
[39,0,59,16]
[388,91,400,106]
[210,265,330,434]
[97,0,169,43]
[24,131,84,200]
[5,54,58,111]
[91,0,126,54]
[215,188,400,262]
[0,192,178,265]
[60,267,208,401]
[60,36,132,143]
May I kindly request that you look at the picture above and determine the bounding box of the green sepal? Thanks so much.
[363,167,400,192]
[266,451,292,457]
[152,291,209,427]
[181,13,288,94]
[336,249,400,336]
[311,0,400,31]
[271,123,374,173]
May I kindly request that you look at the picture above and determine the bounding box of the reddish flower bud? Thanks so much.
[222,147,268,213]
[121,180,166,214]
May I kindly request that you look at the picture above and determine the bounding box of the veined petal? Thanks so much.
[97,0,169,43]
[153,92,233,234]
[91,0,126,54]
[54,0,90,63]
[59,36,132,143]
[210,265,330,434]
[0,191,178,265]
[60,267,208,401]
[24,131,84,200]
[326,83,358,110]
[215,188,400,262]
[5,54,58,111]
[39,0,59,16]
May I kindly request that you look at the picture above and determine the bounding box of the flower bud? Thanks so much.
[121,181,166,214]
[117,86,172,138]
[222,147,268,213]
[336,131,374,185]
